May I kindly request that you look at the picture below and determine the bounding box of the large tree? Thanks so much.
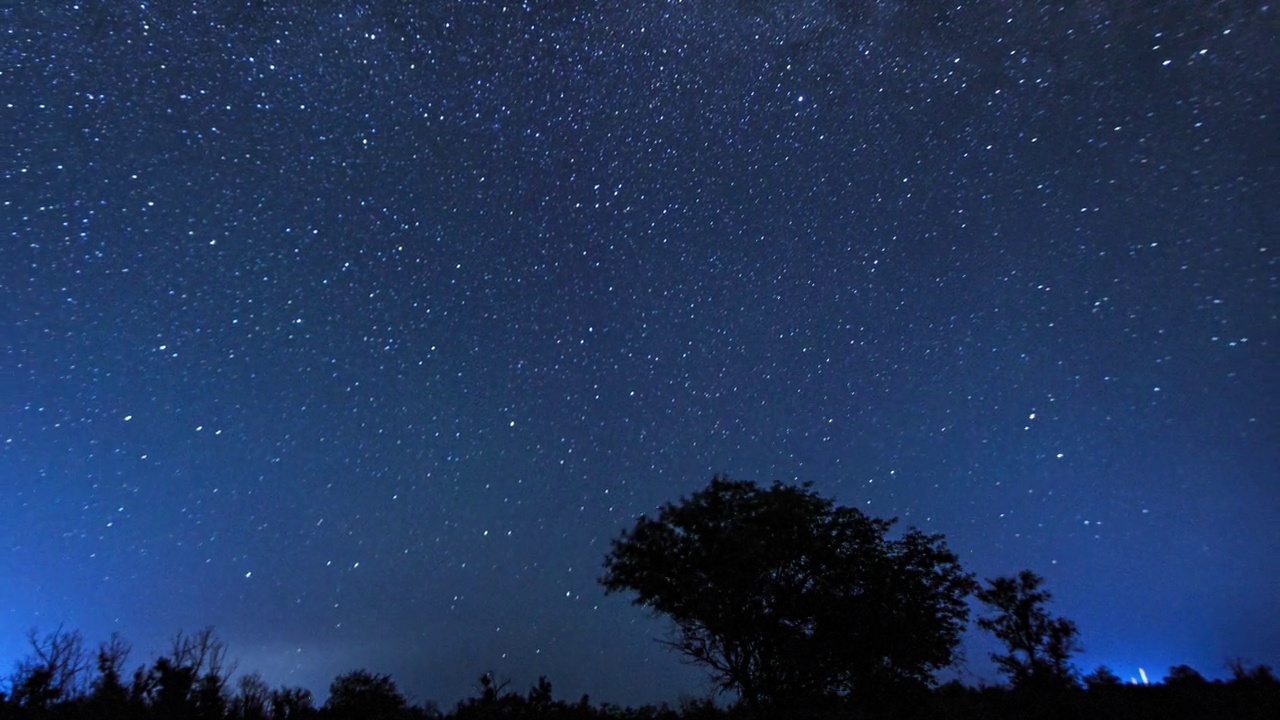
[600,476,975,708]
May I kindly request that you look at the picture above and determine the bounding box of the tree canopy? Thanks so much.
[323,670,408,720]
[976,570,1082,691]
[600,475,976,708]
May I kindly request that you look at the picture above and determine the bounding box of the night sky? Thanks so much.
[5,0,1277,709]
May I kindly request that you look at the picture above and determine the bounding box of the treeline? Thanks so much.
[0,624,1276,720]
[5,478,1277,718]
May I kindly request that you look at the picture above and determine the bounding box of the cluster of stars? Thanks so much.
[5,0,1274,707]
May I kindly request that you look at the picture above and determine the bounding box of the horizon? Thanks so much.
[0,619,1271,710]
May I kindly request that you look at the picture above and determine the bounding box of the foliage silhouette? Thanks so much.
[130,627,235,720]
[88,632,130,701]
[323,669,408,720]
[1228,658,1279,686]
[267,685,317,720]
[0,623,1277,720]
[976,570,1082,692]
[8,626,90,710]
[451,673,603,720]
[1166,663,1208,687]
[600,475,976,709]
[229,671,271,720]
[1081,665,1123,689]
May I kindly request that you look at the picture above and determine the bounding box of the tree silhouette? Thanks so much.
[600,475,976,709]
[130,628,235,720]
[0,621,1277,720]
[85,632,134,718]
[451,674,595,720]
[147,656,200,719]
[229,671,271,720]
[268,685,316,720]
[8,625,90,710]
[976,570,1082,691]
[323,669,407,720]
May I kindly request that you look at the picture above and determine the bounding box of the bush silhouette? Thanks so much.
[1082,665,1123,689]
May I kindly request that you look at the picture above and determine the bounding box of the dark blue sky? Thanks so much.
[5,0,1276,708]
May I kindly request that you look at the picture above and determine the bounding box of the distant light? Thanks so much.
[1139,668,1149,685]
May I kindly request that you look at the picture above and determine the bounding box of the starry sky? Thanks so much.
[5,0,1277,708]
